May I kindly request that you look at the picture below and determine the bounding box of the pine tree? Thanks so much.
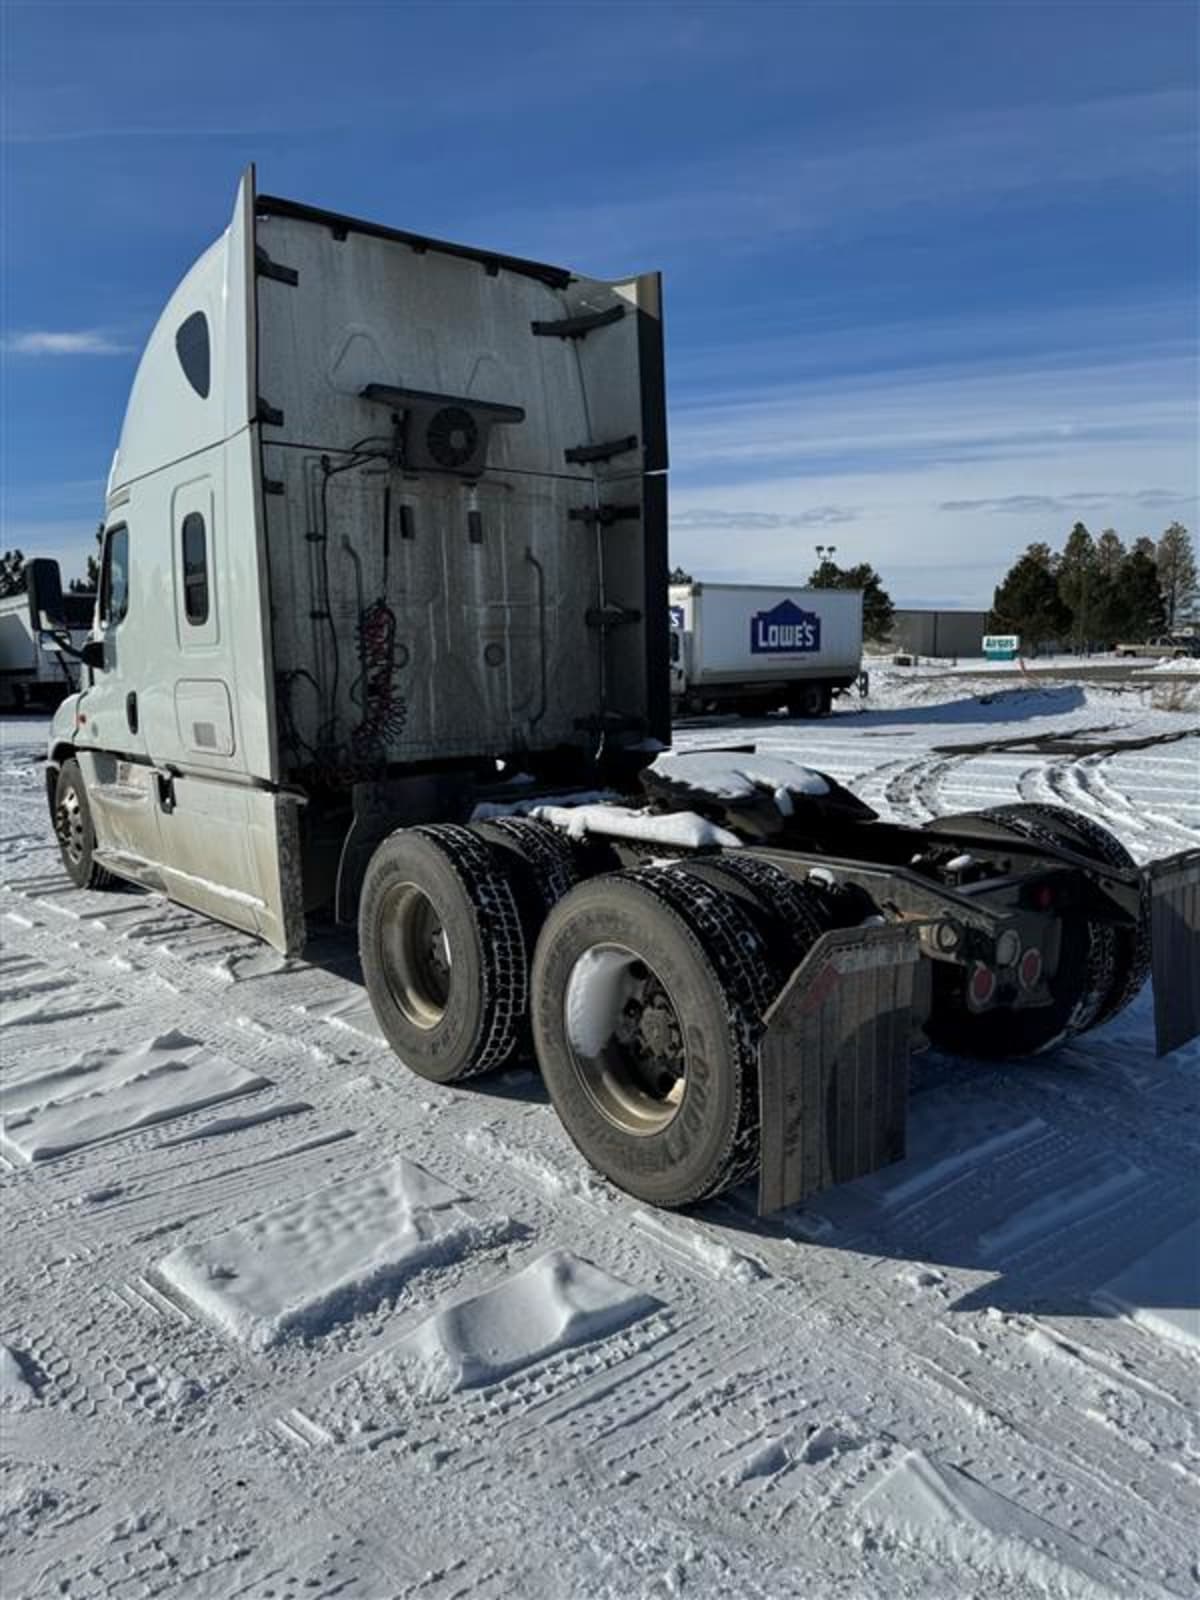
[1118,546,1166,640]
[1055,522,1098,651]
[668,565,693,585]
[1092,529,1126,646]
[989,543,1069,652]
[1155,522,1198,630]
[807,558,895,643]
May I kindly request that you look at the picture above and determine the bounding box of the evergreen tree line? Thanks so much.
[988,521,1197,652]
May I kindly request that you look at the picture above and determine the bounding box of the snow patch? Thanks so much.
[0,1347,36,1409]
[649,751,830,807]
[532,802,742,849]
[858,1448,1158,1598]
[564,946,642,1058]
[0,1033,268,1163]
[1093,1217,1200,1352]
[873,1118,1047,1213]
[977,1163,1144,1260]
[377,1249,658,1397]
[157,1099,311,1148]
[157,1157,496,1350]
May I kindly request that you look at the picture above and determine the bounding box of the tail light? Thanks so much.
[967,964,997,1011]
[1018,948,1043,990]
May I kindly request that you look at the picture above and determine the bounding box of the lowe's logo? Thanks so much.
[750,599,821,654]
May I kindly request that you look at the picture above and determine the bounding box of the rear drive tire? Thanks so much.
[979,803,1148,1025]
[54,759,115,890]
[681,855,832,966]
[358,824,527,1083]
[530,865,787,1208]
[924,803,1138,1060]
[472,817,582,916]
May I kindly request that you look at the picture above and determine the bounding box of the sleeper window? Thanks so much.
[175,311,210,398]
[181,512,209,624]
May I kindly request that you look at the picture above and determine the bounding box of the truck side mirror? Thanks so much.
[81,640,105,670]
[25,557,67,633]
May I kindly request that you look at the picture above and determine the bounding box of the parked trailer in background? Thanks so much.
[669,582,863,717]
[27,168,1200,1218]
[0,588,91,711]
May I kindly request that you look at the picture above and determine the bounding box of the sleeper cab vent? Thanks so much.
[361,384,524,479]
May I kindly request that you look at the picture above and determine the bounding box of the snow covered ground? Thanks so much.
[2,673,1198,1599]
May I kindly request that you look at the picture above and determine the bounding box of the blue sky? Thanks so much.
[2,0,1196,605]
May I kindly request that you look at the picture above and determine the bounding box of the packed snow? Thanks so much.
[531,800,742,848]
[0,1032,266,1164]
[1,671,1198,1598]
[648,750,830,811]
[383,1248,658,1397]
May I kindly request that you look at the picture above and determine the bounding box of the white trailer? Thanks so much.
[0,588,91,710]
[669,581,862,717]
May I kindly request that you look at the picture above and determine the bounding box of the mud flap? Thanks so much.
[1148,848,1200,1058]
[758,924,921,1215]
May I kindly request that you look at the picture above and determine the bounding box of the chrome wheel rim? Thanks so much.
[563,944,686,1135]
[379,883,452,1029]
[56,786,86,866]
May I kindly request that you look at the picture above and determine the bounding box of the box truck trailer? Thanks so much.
[669,581,862,717]
[0,588,91,711]
[27,169,1200,1215]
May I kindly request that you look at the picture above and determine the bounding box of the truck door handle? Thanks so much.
[126,691,139,735]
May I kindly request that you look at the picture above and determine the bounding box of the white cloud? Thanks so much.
[666,328,1197,605]
[4,330,130,356]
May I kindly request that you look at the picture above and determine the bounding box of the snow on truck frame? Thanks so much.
[27,169,1200,1216]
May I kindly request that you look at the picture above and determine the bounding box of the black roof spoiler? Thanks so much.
[255,193,573,291]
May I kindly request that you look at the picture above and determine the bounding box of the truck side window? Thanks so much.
[175,312,210,398]
[99,526,129,626]
[181,512,209,624]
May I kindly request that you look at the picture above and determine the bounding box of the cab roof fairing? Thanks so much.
[107,175,255,502]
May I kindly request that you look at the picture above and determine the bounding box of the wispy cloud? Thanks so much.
[939,490,1194,515]
[671,505,858,531]
[4,330,131,356]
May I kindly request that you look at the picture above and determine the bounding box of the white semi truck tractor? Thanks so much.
[28,169,1200,1214]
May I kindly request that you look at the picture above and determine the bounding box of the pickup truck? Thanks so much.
[1114,635,1200,659]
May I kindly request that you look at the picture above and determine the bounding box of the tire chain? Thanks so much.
[411,823,528,1076]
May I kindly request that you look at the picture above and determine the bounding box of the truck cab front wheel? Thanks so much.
[53,759,115,891]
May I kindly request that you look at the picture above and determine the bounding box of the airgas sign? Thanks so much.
[750,598,822,655]
[983,634,1019,661]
